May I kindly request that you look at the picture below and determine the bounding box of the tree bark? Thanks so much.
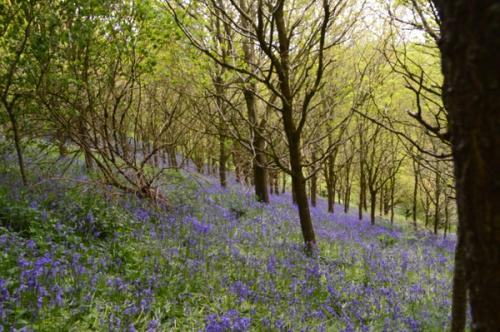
[370,190,376,226]
[241,87,269,202]
[288,130,316,252]
[412,160,419,230]
[434,170,441,235]
[390,176,396,225]
[451,217,467,332]
[310,168,317,207]
[6,108,27,185]
[218,131,227,187]
[435,1,500,329]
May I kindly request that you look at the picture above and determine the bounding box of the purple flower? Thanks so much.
[146,319,159,332]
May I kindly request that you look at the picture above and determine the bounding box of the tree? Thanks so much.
[0,0,42,185]
[167,0,359,253]
[430,1,500,330]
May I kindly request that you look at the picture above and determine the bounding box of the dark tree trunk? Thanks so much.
[327,183,335,213]
[273,171,279,195]
[424,195,430,228]
[214,74,227,188]
[253,135,269,202]
[242,88,269,203]
[435,1,500,329]
[324,146,337,213]
[370,190,376,226]
[451,217,467,332]
[379,186,384,217]
[310,169,317,207]
[233,150,241,183]
[281,172,286,194]
[344,160,352,213]
[7,108,27,185]
[218,132,227,187]
[390,176,396,225]
[444,194,450,239]
[412,160,419,230]
[434,171,441,235]
[288,130,316,252]
[358,187,363,221]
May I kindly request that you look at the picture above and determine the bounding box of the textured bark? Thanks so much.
[451,216,467,332]
[289,135,316,251]
[243,88,269,202]
[434,1,500,329]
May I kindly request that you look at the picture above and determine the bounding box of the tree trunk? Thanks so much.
[379,186,384,217]
[310,169,317,207]
[370,190,376,226]
[253,135,269,202]
[436,1,500,329]
[344,183,351,213]
[288,131,316,252]
[412,160,419,230]
[242,88,269,203]
[451,217,467,332]
[274,171,279,195]
[434,171,441,235]
[7,108,27,185]
[281,172,286,194]
[358,185,363,220]
[218,132,227,187]
[390,176,396,225]
[168,147,178,169]
[444,194,450,239]
[344,160,352,213]
[424,195,430,228]
[327,183,335,213]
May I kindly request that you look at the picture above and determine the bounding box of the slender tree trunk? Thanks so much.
[327,183,335,213]
[214,74,227,187]
[370,190,376,226]
[424,195,430,228]
[218,132,227,187]
[412,161,419,230]
[344,183,351,213]
[310,168,317,207]
[390,176,396,225]
[6,108,27,185]
[344,161,352,213]
[444,194,449,239]
[434,171,441,235]
[358,185,363,220]
[379,186,384,217]
[274,171,279,195]
[242,88,269,203]
[281,172,286,194]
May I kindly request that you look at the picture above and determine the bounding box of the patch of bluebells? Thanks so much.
[205,310,251,332]
[0,154,461,331]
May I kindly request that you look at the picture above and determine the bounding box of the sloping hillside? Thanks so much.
[0,155,456,331]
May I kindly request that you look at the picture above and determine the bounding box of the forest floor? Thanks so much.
[0,150,457,331]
